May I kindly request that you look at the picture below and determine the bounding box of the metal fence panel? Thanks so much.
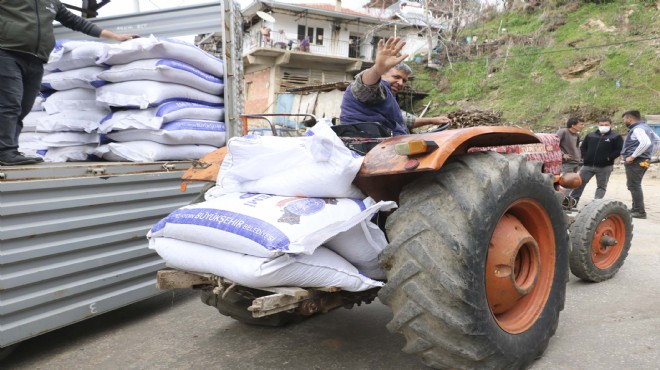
[0,167,204,347]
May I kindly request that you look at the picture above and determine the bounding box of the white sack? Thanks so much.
[18,133,48,156]
[98,35,224,77]
[31,94,45,112]
[151,238,384,292]
[41,66,107,90]
[98,102,225,132]
[40,132,100,147]
[94,140,216,162]
[18,132,47,144]
[325,220,389,279]
[22,111,49,131]
[42,88,107,114]
[106,120,226,146]
[25,109,108,133]
[98,59,224,95]
[148,192,396,258]
[96,80,223,109]
[46,40,108,71]
[43,145,97,162]
[216,123,365,199]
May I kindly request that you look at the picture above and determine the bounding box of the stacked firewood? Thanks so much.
[447,110,504,128]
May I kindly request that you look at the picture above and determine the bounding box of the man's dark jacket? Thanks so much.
[580,129,624,167]
[0,0,102,62]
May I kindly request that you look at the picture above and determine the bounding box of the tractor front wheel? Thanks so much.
[569,199,632,282]
[379,152,568,370]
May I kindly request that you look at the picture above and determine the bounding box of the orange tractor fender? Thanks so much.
[354,126,539,201]
[179,126,579,201]
[355,126,580,202]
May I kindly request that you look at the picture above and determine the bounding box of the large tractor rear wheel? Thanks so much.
[379,152,568,370]
[569,199,632,282]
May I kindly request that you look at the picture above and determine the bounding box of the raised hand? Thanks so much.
[374,37,409,75]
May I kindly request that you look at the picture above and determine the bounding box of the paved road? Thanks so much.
[4,168,659,370]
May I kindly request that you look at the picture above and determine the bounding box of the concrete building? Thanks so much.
[241,1,430,114]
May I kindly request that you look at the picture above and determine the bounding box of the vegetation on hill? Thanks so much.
[404,0,659,133]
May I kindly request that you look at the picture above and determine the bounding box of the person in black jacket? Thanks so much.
[568,118,624,206]
[0,0,136,166]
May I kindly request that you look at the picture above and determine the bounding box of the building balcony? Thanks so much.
[242,32,375,72]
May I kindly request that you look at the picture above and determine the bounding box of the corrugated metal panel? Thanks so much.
[0,168,205,347]
[53,3,223,40]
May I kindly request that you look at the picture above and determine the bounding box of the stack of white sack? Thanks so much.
[93,36,225,162]
[18,40,110,162]
[148,123,397,291]
[148,193,396,291]
[18,92,50,158]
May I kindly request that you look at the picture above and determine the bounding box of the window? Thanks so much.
[297,25,325,45]
[316,28,323,45]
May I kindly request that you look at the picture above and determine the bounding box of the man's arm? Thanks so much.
[99,29,138,41]
[625,127,652,163]
[55,3,137,41]
[557,129,572,160]
[580,134,589,158]
[349,72,388,105]
[412,116,451,129]
[630,128,652,157]
[349,37,408,105]
[610,135,624,161]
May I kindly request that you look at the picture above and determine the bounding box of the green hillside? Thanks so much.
[406,0,659,132]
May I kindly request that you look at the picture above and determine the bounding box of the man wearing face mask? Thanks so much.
[568,118,623,207]
[621,110,660,219]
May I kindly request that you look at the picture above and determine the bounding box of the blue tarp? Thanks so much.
[275,93,297,128]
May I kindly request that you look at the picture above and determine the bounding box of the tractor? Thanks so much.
[157,116,632,370]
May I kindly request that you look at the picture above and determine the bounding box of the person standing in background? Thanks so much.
[0,0,136,166]
[568,118,623,207]
[557,117,585,198]
[558,117,585,173]
[621,110,660,219]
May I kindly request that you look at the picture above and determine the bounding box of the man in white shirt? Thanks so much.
[621,110,660,219]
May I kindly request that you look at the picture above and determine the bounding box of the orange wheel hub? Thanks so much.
[591,215,625,269]
[486,199,555,334]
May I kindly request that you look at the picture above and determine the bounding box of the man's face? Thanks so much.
[382,68,409,94]
[573,121,585,132]
[623,116,632,127]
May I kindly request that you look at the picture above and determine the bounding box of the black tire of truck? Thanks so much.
[200,289,308,327]
[569,199,632,282]
[378,152,569,370]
